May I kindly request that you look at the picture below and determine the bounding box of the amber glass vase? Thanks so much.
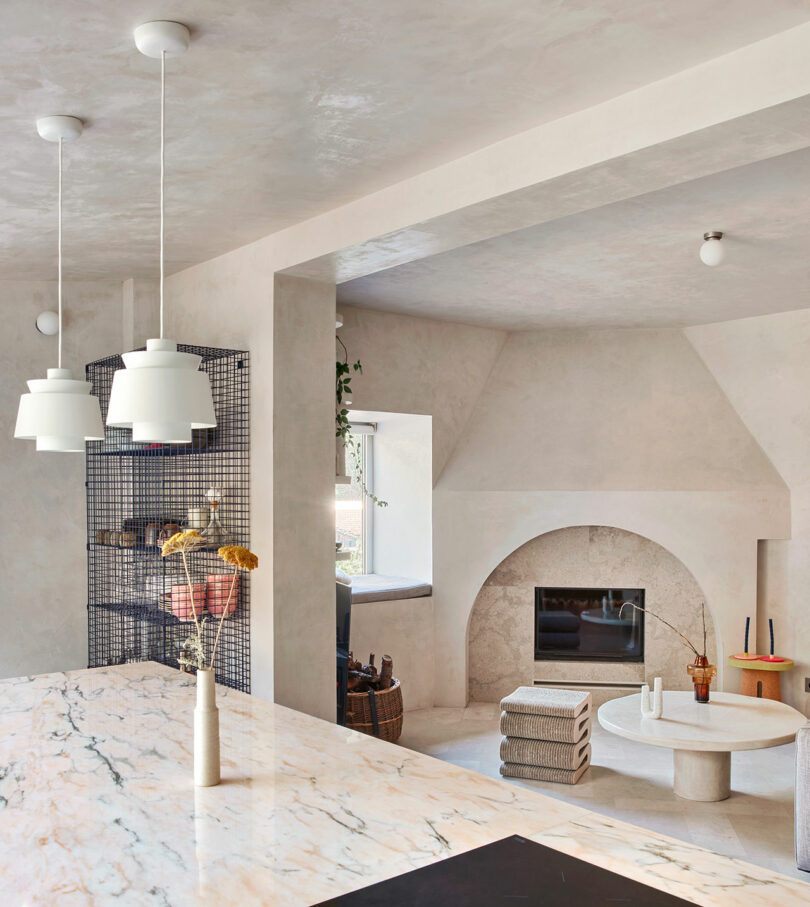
[687,655,716,703]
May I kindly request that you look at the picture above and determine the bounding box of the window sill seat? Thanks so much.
[347,574,432,604]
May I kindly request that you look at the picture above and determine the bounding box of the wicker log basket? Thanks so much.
[346,678,403,742]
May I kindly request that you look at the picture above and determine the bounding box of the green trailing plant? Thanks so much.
[336,336,387,508]
[335,338,361,443]
[346,435,388,508]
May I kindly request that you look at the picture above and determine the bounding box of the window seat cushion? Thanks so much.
[350,574,432,604]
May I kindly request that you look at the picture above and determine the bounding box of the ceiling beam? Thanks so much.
[265,22,810,283]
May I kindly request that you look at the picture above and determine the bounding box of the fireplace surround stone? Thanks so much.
[468,526,717,702]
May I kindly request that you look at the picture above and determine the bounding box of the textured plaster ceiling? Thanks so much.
[338,147,810,330]
[1,1,810,280]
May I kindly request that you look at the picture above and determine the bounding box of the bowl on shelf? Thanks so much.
[206,573,239,617]
[170,583,207,621]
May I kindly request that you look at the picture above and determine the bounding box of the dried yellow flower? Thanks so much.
[218,545,259,571]
[161,530,205,558]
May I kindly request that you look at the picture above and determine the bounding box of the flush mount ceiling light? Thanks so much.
[699,230,724,267]
[106,21,215,444]
[14,116,104,452]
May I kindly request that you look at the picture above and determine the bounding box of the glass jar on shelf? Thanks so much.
[202,486,231,549]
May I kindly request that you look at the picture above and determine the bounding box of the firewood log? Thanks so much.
[378,655,393,690]
[349,678,373,693]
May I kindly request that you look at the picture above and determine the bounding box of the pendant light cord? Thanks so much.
[57,136,63,369]
[159,49,165,340]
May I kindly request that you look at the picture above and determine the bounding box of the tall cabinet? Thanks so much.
[85,344,250,692]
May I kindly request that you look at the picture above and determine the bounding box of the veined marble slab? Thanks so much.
[0,663,806,905]
[533,813,810,906]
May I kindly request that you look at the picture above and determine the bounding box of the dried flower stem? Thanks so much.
[619,601,702,658]
[209,568,238,671]
[180,548,202,643]
[702,602,707,659]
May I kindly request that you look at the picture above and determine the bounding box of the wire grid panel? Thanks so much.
[85,345,250,692]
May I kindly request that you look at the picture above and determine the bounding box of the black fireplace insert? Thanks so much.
[535,586,644,662]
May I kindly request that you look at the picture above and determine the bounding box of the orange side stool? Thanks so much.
[727,655,794,702]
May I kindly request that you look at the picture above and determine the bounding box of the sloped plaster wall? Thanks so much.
[341,309,789,706]
[688,309,810,710]
[440,328,785,491]
[0,280,122,679]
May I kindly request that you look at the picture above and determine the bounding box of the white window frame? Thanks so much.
[348,422,377,575]
[361,433,375,574]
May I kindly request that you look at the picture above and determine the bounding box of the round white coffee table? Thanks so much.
[598,691,806,801]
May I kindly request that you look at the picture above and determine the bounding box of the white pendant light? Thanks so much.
[106,21,215,445]
[14,116,104,453]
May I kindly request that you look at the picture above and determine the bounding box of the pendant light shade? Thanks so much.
[106,339,215,443]
[106,21,215,445]
[15,368,104,451]
[14,116,104,452]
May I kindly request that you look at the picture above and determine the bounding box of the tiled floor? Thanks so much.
[397,702,809,882]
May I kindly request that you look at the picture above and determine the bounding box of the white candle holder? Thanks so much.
[640,677,663,719]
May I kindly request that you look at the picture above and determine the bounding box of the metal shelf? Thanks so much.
[90,601,184,627]
[85,344,251,693]
[99,446,231,458]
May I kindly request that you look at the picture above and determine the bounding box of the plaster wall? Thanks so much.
[0,280,122,679]
[166,261,336,717]
[122,278,159,352]
[687,309,810,710]
[349,597,435,711]
[165,243,276,701]
[273,275,336,721]
[435,489,783,706]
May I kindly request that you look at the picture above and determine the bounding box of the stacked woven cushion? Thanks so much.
[499,686,592,784]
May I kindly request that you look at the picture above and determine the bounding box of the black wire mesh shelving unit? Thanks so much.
[85,345,250,692]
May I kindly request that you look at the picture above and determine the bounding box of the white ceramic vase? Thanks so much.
[194,668,220,787]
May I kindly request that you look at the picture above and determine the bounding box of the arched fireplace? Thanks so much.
[467,525,717,702]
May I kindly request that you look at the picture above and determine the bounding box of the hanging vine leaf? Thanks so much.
[336,336,387,507]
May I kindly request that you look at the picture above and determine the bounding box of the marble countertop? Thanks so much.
[1,662,808,906]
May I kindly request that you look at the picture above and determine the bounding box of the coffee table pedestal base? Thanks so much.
[673,750,731,801]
